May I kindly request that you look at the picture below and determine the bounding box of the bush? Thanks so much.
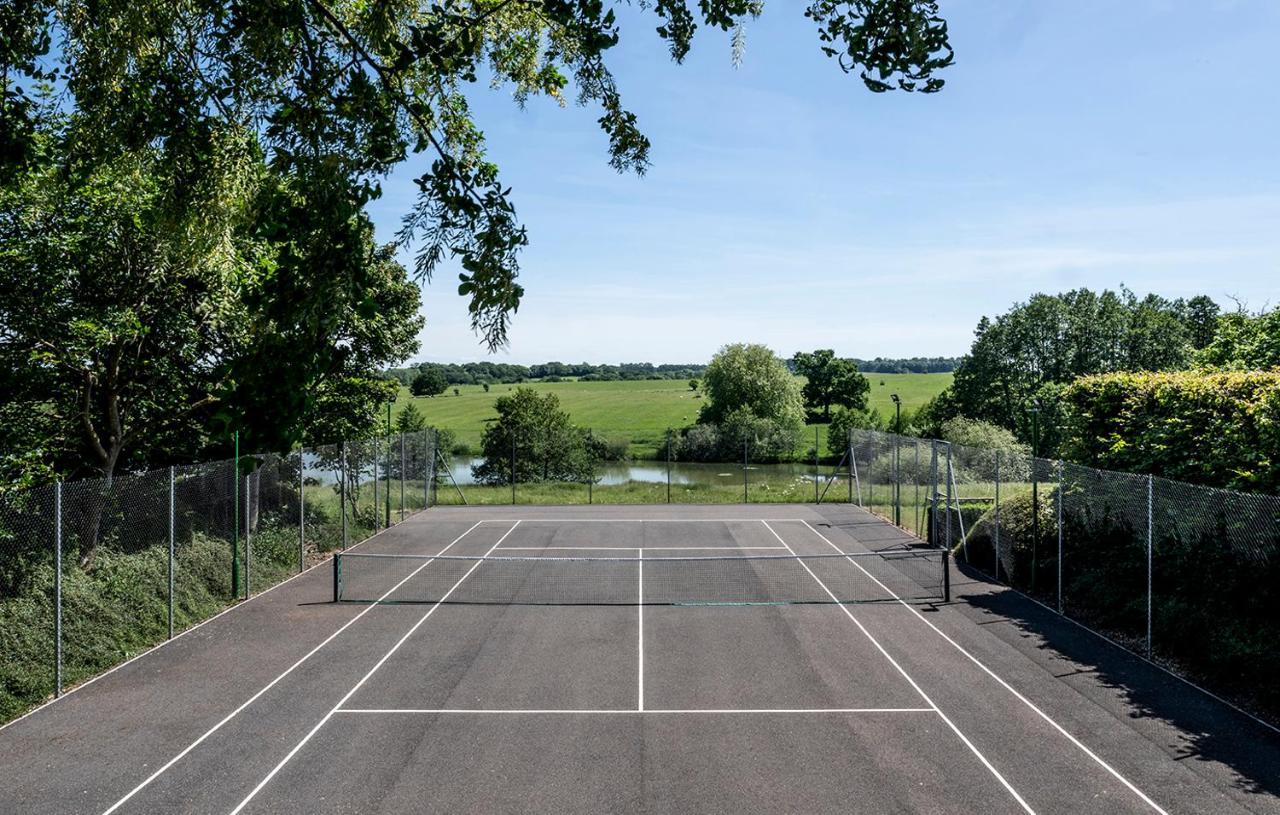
[1057,370,1280,493]
[673,409,800,463]
[826,405,884,456]
[941,417,1032,482]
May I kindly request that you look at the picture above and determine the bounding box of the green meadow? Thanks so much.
[396,372,953,453]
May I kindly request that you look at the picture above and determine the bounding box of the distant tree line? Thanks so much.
[849,357,960,374]
[386,361,709,387]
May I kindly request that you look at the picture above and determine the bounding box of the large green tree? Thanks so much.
[792,349,870,420]
[0,107,422,493]
[1196,306,1280,370]
[3,0,953,354]
[943,288,1212,441]
[472,387,595,484]
[699,343,804,430]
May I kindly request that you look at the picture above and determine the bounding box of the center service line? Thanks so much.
[227,521,523,815]
[99,520,488,815]
[760,521,1036,815]
[637,547,644,712]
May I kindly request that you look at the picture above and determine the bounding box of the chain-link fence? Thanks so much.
[845,427,1280,719]
[0,430,437,724]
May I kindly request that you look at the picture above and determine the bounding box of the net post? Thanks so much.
[54,480,62,697]
[169,466,175,639]
[942,548,951,603]
[298,449,305,573]
[333,553,341,603]
[1147,473,1153,658]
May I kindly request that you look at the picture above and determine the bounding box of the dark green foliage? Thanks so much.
[472,388,594,485]
[410,369,448,397]
[1057,370,1280,493]
[792,349,870,420]
[1196,306,1280,370]
[946,288,1215,446]
[674,409,800,463]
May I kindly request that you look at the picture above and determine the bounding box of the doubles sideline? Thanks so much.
[96,518,499,815]
[794,519,1169,815]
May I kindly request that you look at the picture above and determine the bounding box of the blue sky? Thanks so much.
[368,0,1280,365]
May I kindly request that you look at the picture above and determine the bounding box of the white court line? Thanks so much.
[637,548,644,712]
[497,546,787,551]
[333,707,936,714]
[470,518,812,523]
[760,521,1035,815]
[227,521,523,815]
[798,520,1169,815]
[0,506,439,736]
[98,519,489,815]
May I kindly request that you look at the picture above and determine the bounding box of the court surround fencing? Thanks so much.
[845,427,1280,722]
[0,430,437,722]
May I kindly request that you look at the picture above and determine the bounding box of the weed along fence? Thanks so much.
[846,427,1280,723]
[0,430,437,724]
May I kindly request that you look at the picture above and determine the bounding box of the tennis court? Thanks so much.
[2,504,1278,814]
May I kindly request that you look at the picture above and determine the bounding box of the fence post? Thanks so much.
[587,429,595,505]
[372,437,380,531]
[169,466,175,639]
[666,429,672,504]
[232,431,240,598]
[1152,473,1162,660]
[931,437,942,547]
[400,432,406,522]
[298,450,305,573]
[511,431,517,505]
[244,473,251,600]
[993,452,1001,580]
[898,436,905,525]
[340,442,348,551]
[814,426,819,504]
[425,430,433,509]
[742,438,749,504]
[944,442,953,550]
[914,440,921,536]
[54,481,62,697]
[1057,459,1064,614]
[847,429,854,504]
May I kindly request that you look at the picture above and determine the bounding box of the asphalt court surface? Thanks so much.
[3,505,1279,814]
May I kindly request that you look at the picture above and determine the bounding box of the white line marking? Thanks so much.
[227,521,522,815]
[467,518,813,523]
[637,548,644,712]
[761,521,1035,815]
[798,520,1169,815]
[497,546,787,550]
[1,507,439,736]
[333,707,936,714]
[97,519,487,815]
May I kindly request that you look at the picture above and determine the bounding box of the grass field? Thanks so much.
[396,372,952,453]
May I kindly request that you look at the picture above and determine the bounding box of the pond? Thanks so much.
[441,455,828,487]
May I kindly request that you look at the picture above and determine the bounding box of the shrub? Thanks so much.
[1057,370,1280,492]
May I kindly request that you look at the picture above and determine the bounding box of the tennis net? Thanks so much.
[332,549,949,605]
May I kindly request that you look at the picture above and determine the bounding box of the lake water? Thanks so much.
[442,455,827,487]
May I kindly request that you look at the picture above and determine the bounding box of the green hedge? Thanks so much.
[1057,370,1280,493]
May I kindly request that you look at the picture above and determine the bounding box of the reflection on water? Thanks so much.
[443,455,822,486]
